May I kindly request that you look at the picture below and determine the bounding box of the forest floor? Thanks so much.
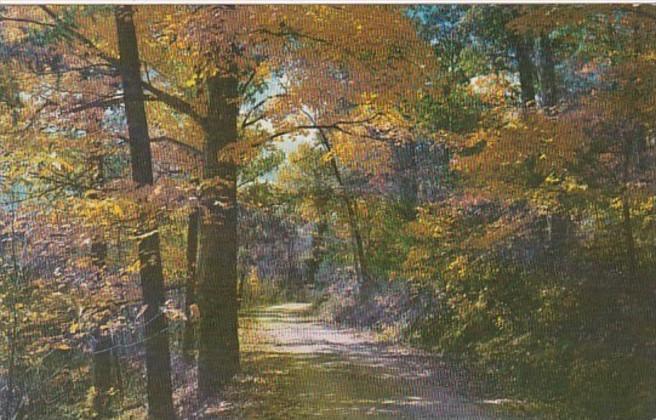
[194,303,515,419]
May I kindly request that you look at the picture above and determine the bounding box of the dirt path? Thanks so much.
[235,303,510,419]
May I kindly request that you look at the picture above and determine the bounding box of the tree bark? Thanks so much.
[238,270,247,307]
[537,33,557,109]
[392,141,418,220]
[89,141,114,417]
[182,207,200,360]
[114,6,175,419]
[92,331,112,417]
[111,342,124,399]
[621,137,638,281]
[91,233,112,417]
[344,195,369,292]
[4,202,21,420]
[197,74,240,397]
[621,191,638,280]
[515,36,536,106]
[307,218,328,286]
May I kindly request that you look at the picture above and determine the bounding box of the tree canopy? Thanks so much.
[0,5,655,419]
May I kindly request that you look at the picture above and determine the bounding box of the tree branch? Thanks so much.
[150,136,202,157]
[266,113,382,141]
[141,81,203,123]
[117,134,202,157]
[239,69,257,95]
[241,94,288,130]
[67,96,124,114]
[39,6,120,68]
[0,15,57,28]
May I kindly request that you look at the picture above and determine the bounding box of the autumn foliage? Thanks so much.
[0,5,655,419]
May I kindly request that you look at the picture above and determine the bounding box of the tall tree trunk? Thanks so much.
[237,270,247,307]
[111,342,124,399]
[114,6,175,419]
[92,332,112,416]
[392,140,418,220]
[286,234,298,297]
[4,201,21,420]
[621,191,638,280]
[91,234,112,417]
[515,36,536,106]
[90,141,113,417]
[307,218,328,286]
[537,33,557,109]
[621,138,638,281]
[183,207,200,360]
[344,195,369,292]
[315,128,370,294]
[197,74,240,397]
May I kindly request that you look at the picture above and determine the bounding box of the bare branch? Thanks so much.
[117,134,202,157]
[39,6,120,68]
[239,69,257,95]
[267,113,381,140]
[0,15,57,28]
[141,81,203,123]
[67,96,124,114]
[150,136,202,157]
[241,93,288,130]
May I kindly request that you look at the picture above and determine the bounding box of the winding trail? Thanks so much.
[239,303,510,419]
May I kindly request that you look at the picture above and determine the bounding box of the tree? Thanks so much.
[114,6,175,419]
[135,5,435,394]
[0,5,655,418]
[182,207,199,360]
[88,141,114,417]
[536,33,557,108]
[195,73,241,393]
[517,35,536,106]
[464,5,538,105]
[277,144,340,288]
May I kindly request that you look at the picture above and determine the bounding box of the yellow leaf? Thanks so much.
[320,150,335,163]
[113,204,124,218]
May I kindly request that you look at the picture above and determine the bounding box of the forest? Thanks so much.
[0,4,655,419]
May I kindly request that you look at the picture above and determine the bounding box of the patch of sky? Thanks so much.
[240,73,316,184]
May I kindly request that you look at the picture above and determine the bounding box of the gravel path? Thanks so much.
[243,303,510,419]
